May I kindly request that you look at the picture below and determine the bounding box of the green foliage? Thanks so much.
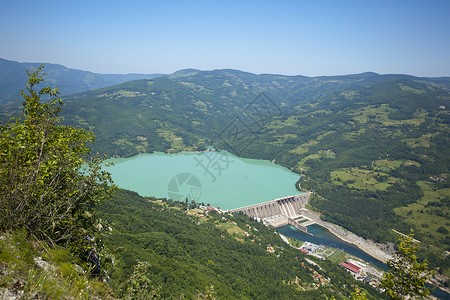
[437,226,449,235]
[31,68,446,276]
[119,260,161,299]
[351,287,368,300]
[1,66,448,294]
[95,189,383,299]
[0,230,112,299]
[36,69,448,248]
[380,231,433,299]
[0,65,113,248]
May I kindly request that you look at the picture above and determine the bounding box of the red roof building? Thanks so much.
[300,249,309,254]
[346,262,361,271]
[340,262,360,274]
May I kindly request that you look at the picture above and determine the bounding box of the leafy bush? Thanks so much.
[0,65,113,248]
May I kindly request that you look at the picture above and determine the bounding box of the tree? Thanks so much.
[0,65,113,247]
[351,287,368,300]
[380,231,433,299]
[120,260,161,299]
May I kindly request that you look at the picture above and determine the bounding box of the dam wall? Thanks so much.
[229,192,312,220]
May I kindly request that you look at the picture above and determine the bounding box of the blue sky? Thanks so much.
[1,0,449,76]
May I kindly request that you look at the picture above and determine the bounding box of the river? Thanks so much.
[278,224,387,269]
[278,224,449,299]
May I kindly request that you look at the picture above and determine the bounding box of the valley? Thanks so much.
[51,69,448,245]
[58,67,449,288]
[2,1,449,298]
[1,61,449,298]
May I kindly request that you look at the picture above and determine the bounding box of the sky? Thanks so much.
[1,0,449,77]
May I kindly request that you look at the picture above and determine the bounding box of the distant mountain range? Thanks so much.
[0,58,164,104]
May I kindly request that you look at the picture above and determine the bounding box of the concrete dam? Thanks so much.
[229,192,312,219]
[229,192,313,233]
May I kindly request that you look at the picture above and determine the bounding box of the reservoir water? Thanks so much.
[106,151,301,210]
[106,151,450,298]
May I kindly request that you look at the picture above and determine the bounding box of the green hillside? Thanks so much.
[1,66,449,278]
[95,189,383,299]
[55,70,450,274]
[0,58,163,104]
[240,79,449,246]
[1,65,448,297]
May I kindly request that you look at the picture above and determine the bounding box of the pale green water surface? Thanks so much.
[107,151,301,210]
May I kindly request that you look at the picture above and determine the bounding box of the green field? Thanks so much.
[330,167,400,192]
[394,181,449,247]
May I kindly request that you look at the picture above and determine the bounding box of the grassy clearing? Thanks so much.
[340,90,358,100]
[371,159,420,172]
[157,129,191,153]
[343,129,367,141]
[147,199,164,205]
[404,160,421,167]
[266,116,301,129]
[194,100,207,110]
[285,236,303,248]
[350,104,426,127]
[330,167,400,191]
[289,140,318,155]
[112,138,133,146]
[372,159,403,172]
[216,222,245,236]
[398,83,426,94]
[327,249,347,264]
[187,208,205,214]
[394,181,450,245]
[351,104,394,124]
[296,150,336,172]
[403,133,438,148]
[98,90,145,98]
[316,131,336,140]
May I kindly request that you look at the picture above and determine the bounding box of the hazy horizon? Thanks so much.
[4,57,450,78]
[1,0,449,77]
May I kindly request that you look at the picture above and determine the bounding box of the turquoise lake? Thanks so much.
[106,151,301,210]
[105,151,450,299]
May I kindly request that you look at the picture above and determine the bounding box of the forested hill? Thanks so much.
[95,189,383,299]
[0,58,163,104]
[1,65,449,276]
[57,70,448,241]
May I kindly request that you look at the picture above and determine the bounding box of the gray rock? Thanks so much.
[33,257,52,271]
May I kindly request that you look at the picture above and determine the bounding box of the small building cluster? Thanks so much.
[339,259,382,288]
[299,241,327,260]
[429,175,446,182]
[340,261,361,274]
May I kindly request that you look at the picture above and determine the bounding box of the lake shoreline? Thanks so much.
[108,151,391,263]
[106,150,301,210]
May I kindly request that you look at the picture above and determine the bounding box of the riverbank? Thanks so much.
[300,209,393,263]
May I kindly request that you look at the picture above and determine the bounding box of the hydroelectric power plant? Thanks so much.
[229,192,313,234]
